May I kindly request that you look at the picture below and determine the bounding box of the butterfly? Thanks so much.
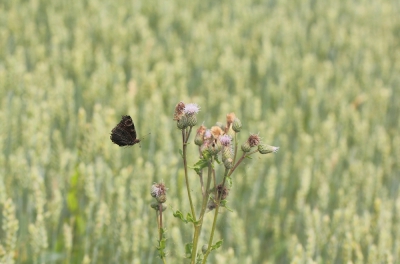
[110,115,141,147]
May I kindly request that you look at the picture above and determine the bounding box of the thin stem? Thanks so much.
[228,150,258,177]
[202,168,229,264]
[182,129,196,219]
[232,133,238,164]
[158,204,167,264]
[191,156,213,264]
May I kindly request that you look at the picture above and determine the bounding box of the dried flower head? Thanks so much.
[216,184,229,200]
[184,103,200,116]
[195,125,207,146]
[173,101,185,121]
[210,126,224,138]
[226,112,236,126]
[247,134,261,147]
[219,135,231,147]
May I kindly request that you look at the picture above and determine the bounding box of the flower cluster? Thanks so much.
[174,101,201,129]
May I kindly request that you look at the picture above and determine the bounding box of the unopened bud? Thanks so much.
[241,141,251,152]
[232,118,242,132]
[186,114,197,127]
[177,115,188,129]
[223,158,233,169]
[258,144,279,154]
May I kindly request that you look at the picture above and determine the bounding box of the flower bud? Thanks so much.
[222,146,233,161]
[223,158,233,169]
[150,203,167,211]
[241,141,251,152]
[232,118,242,132]
[177,115,188,129]
[208,141,220,155]
[258,144,280,154]
[194,125,206,146]
[186,114,197,127]
[156,194,167,203]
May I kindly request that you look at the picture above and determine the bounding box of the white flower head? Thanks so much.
[184,103,200,116]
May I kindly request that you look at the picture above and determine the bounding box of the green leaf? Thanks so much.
[173,210,197,224]
[189,156,210,175]
[185,243,193,258]
[220,200,233,212]
[210,240,223,251]
[226,177,233,187]
[179,149,183,158]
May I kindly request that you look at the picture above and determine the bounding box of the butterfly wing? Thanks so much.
[110,115,141,147]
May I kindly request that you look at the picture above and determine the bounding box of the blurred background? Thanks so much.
[1,0,400,263]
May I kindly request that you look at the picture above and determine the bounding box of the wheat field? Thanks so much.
[1,0,400,263]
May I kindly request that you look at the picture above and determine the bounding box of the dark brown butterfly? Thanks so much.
[110,115,141,147]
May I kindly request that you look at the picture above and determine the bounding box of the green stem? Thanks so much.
[232,133,238,164]
[228,150,258,177]
[191,156,213,264]
[182,129,196,219]
[202,168,229,263]
[158,205,167,264]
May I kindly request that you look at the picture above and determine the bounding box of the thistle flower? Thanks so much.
[195,125,207,146]
[151,182,167,203]
[248,134,261,147]
[258,144,280,154]
[241,134,261,152]
[183,103,200,126]
[184,103,200,116]
[204,129,212,140]
[219,135,231,147]
[173,101,185,121]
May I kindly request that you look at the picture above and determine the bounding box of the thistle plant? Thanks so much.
[150,101,279,263]
[150,182,168,263]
